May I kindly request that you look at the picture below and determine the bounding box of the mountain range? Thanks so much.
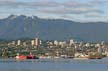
[0,15,108,42]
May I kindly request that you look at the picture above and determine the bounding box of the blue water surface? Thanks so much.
[0,58,108,71]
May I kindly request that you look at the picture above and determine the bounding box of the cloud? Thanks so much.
[0,0,15,1]
[85,13,103,18]
[60,15,74,20]
[39,7,103,15]
[0,0,104,9]
[84,13,108,21]
[62,1,92,7]
[0,0,107,22]
[0,1,60,8]
[0,1,26,8]
[90,0,108,5]
[0,0,104,15]
[0,0,104,12]
[29,1,60,7]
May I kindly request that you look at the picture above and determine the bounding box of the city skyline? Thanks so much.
[0,0,108,22]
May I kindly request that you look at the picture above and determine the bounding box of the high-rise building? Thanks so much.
[39,40,42,45]
[35,38,42,46]
[31,40,35,46]
[17,40,21,45]
[69,39,74,46]
[31,38,41,46]
[35,38,40,46]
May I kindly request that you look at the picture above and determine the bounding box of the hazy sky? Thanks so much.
[0,0,108,22]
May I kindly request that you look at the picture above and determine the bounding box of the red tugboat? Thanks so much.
[16,53,39,59]
[16,54,27,60]
[27,52,39,59]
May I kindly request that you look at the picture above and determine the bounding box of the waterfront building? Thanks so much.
[54,40,59,46]
[23,42,27,46]
[8,41,16,46]
[85,43,90,47]
[101,41,105,45]
[11,41,16,45]
[79,42,83,47]
[59,41,66,46]
[98,46,102,53]
[105,47,108,57]
[95,43,100,47]
[47,41,53,46]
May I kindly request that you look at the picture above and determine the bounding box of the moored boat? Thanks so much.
[27,55,39,59]
[16,53,39,59]
[16,55,27,60]
[88,56,102,59]
[73,56,88,59]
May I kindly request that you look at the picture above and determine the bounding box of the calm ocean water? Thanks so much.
[0,58,108,71]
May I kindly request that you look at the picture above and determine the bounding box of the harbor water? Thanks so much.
[0,58,108,71]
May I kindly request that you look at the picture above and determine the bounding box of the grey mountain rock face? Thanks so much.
[0,15,108,42]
